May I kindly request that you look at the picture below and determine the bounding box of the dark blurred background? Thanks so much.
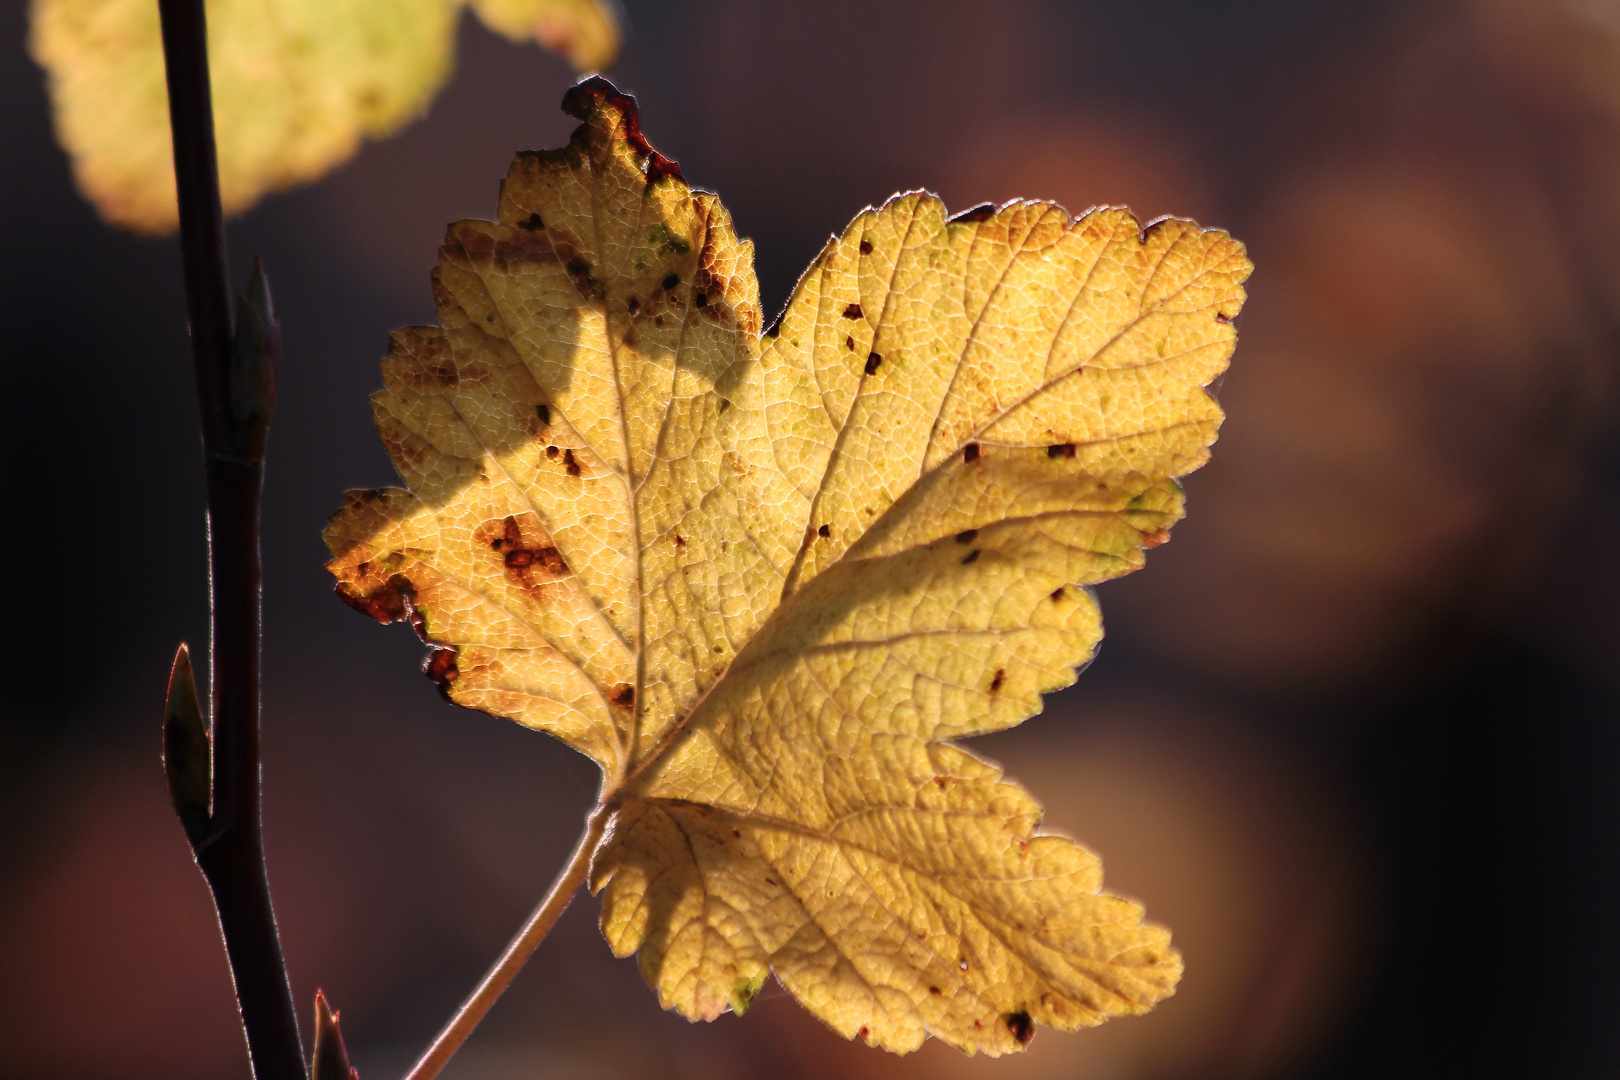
[6,1,1620,1077]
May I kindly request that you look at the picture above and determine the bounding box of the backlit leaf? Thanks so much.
[27,0,621,234]
[325,77,1250,1055]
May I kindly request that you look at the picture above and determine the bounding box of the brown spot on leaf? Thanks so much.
[1004,1011,1034,1045]
[505,545,565,572]
[1050,586,1065,601]
[1142,528,1171,548]
[424,354,457,387]
[424,647,459,700]
[857,1026,870,1042]
[627,296,640,313]
[1215,311,1233,325]
[865,352,881,375]
[564,448,582,477]
[962,443,980,464]
[609,683,635,710]
[845,335,854,350]
[929,985,941,995]
[990,669,1005,692]
[955,529,977,544]
[859,239,873,254]
[518,211,543,230]
[961,549,979,565]
[546,445,560,459]
[817,524,831,538]
[674,534,686,548]
[662,272,679,291]
[1047,442,1076,458]
[842,303,863,319]
[535,403,551,426]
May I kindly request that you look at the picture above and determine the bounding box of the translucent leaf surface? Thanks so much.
[28,0,620,234]
[325,77,1250,1056]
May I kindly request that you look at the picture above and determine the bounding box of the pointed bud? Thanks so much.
[226,257,280,462]
[163,643,211,839]
[312,989,360,1080]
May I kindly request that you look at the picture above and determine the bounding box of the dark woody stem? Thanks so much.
[156,1,302,1077]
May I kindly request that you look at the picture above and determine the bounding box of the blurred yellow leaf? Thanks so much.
[470,0,618,70]
[324,78,1249,1055]
[28,0,621,234]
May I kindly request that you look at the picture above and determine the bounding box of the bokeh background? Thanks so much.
[5,1,1620,1077]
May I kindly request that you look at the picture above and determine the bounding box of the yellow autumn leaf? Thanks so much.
[27,0,621,235]
[325,77,1250,1055]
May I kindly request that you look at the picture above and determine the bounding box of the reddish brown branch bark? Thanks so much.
[156,1,302,1077]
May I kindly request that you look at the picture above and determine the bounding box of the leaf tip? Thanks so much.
[560,75,683,185]
[728,973,765,1017]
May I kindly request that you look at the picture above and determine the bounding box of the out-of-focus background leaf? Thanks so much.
[3,2,1619,1077]
[28,0,619,233]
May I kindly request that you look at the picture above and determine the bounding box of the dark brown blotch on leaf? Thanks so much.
[662,272,679,291]
[955,529,977,544]
[1047,443,1076,458]
[842,303,863,319]
[859,239,873,254]
[518,211,544,230]
[1004,1010,1034,1045]
[1050,586,1065,601]
[562,77,685,188]
[564,448,582,477]
[962,442,981,464]
[990,668,1005,693]
[535,402,551,426]
[485,516,567,575]
[962,549,980,565]
[335,573,415,627]
[610,683,635,710]
[865,352,881,375]
[817,524,831,538]
[424,647,460,700]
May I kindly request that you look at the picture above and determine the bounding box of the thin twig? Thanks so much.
[403,806,612,1080]
[156,1,303,1077]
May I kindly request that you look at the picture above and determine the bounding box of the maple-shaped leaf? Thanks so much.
[325,77,1250,1055]
[28,0,621,234]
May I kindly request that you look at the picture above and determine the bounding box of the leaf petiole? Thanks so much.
[402,803,613,1080]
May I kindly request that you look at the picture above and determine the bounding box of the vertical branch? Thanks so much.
[156,1,303,1077]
